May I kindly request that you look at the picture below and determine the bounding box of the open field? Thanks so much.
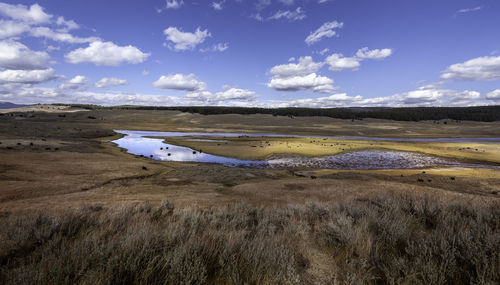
[0,106,499,284]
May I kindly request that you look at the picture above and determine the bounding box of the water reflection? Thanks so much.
[112,130,500,170]
[115,130,500,143]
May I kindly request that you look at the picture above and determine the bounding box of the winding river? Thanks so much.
[112,130,500,170]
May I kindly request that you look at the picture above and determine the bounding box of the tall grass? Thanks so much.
[0,195,498,284]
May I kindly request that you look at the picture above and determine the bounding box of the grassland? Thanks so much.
[0,105,499,284]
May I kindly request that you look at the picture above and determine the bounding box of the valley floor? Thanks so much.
[0,107,498,284]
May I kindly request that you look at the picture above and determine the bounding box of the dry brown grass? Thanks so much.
[0,194,498,284]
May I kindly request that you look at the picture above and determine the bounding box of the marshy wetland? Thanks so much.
[0,106,499,284]
[113,130,500,169]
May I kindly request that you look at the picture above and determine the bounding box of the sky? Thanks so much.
[0,0,499,107]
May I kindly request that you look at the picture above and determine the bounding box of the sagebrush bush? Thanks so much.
[0,195,498,284]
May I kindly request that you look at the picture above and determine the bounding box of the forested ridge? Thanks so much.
[65,104,500,122]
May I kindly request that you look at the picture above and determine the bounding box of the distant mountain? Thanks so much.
[0,102,28,109]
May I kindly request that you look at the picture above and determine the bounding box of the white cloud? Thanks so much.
[268,7,306,21]
[94,77,128,88]
[65,41,150,66]
[251,13,264,21]
[441,55,500,81]
[385,85,486,107]
[153,73,206,91]
[281,93,362,108]
[305,21,343,45]
[325,54,360,71]
[486,89,500,101]
[0,68,58,84]
[325,47,392,71]
[200,43,228,52]
[59,75,89,90]
[318,48,329,55]
[56,16,79,31]
[394,86,445,105]
[267,73,335,93]
[0,84,184,106]
[0,40,50,70]
[165,0,184,9]
[30,27,99,44]
[278,0,294,5]
[163,27,211,51]
[456,6,482,15]
[446,90,481,106]
[186,87,256,103]
[212,1,224,10]
[0,3,52,24]
[256,0,272,10]
[270,56,324,77]
[268,56,334,93]
[356,47,392,59]
[68,75,88,84]
[0,20,29,39]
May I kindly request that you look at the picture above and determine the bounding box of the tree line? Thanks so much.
[63,104,500,122]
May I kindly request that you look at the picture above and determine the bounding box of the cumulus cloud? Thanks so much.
[0,3,52,24]
[384,84,486,107]
[186,87,256,103]
[0,68,58,84]
[165,0,184,9]
[163,27,211,51]
[59,75,89,90]
[305,21,343,45]
[486,89,500,101]
[268,56,334,93]
[199,43,228,52]
[30,27,99,44]
[94,77,128,88]
[65,41,150,66]
[441,55,500,81]
[268,7,306,21]
[325,54,360,71]
[268,73,335,93]
[270,56,324,77]
[0,20,29,39]
[153,73,206,91]
[0,3,87,46]
[356,47,392,59]
[0,40,50,70]
[325,47,392,71]
[67,75,88,84]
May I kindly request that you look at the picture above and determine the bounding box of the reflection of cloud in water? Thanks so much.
[113,131,500,170]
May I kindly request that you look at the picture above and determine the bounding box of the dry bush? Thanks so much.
[0,195,498,284]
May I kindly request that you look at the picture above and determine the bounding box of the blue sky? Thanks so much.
[0,0,499,107]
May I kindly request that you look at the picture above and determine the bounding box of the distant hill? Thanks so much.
[0,102,28,109]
